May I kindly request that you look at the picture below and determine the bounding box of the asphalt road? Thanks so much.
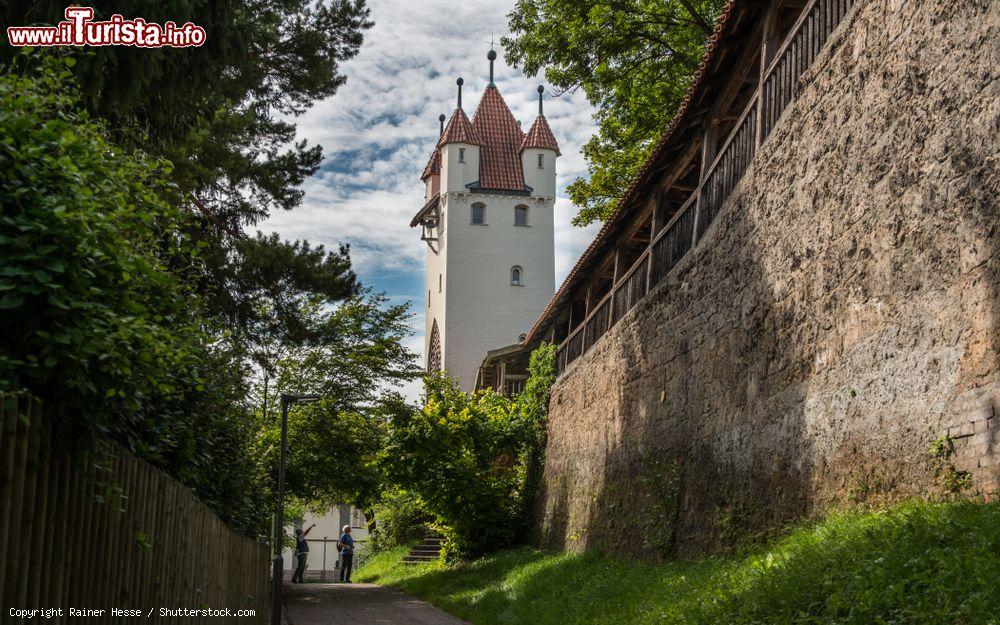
[283,582,471,625]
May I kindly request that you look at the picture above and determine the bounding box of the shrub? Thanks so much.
[381,344,556,558]
[368,487,433,551]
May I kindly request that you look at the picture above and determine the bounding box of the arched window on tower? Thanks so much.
[428,320,442,372]
[514,205,528,226]
[511,266,523,286]
[471,202,486,225]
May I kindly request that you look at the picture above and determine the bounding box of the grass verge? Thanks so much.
[356,500,998,624]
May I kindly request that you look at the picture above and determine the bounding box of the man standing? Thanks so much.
[291,523,316,583]
[338,525,354,583]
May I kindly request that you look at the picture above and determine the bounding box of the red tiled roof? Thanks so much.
[523,0,743,344]
[520,116,560,155]
[420,148,441,181]
[439,108,483,146]
[471,86,528,191]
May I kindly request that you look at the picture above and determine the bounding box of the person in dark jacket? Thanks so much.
[338,525,355,583]
[291,523,315,583]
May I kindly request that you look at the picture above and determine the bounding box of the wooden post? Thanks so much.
[692,121,719,246]
[608,246,622,320]
[757,0,780,147]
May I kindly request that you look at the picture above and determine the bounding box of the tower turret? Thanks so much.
[520,85,560,198]
[439,78,482,194]
[409,53,558,390]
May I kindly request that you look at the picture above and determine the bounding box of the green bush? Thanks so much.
[368,487,433,552]
[0,56,263,535]
[381,344,556,558]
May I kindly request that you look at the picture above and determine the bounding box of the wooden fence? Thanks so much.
[557,0,857,375]
[0,396,270,624]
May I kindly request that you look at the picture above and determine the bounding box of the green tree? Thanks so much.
[253,291,420,520]
[503,0,724,225]
[1,2,372,361]
[1,0,372,228]
[0,57,264,534]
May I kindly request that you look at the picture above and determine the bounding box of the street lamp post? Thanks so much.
[271,393,320,625]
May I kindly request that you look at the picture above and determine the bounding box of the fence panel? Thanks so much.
[0,396,270,624]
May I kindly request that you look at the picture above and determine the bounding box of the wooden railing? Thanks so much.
[556,0,855,375]
[762,0,855,139]
[612,255,649,324]
[0,396,270,624]
[697,100,757,240]
[584,295,611,351]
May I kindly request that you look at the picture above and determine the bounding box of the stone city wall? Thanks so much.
[535,0,1000,558]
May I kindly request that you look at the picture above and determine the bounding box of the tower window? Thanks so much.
[438,274,442,292]
[511,266,523,286]
[471,202,486,225]
[459,148,466,163]
[514,205,528,226]
[427,289,430,307]
[537,154,544,169]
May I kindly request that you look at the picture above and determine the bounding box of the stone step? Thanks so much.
[402,556,439,564]
[403,535,445,564]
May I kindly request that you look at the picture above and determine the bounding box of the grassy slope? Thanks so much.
[356,501,998,625]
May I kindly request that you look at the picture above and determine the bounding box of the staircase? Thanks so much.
[402,535,443,564]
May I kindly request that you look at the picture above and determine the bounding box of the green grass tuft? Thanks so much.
[356,501,999,624]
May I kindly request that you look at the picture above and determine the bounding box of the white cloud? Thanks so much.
[260,0,602,400]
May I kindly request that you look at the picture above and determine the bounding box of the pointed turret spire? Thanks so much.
[456,77,464,109]
[521,85,561,156]
[439,114,446,135]
[488,50,497,87]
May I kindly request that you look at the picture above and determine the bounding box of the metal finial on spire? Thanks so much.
[456,77,464,109]
[438,113,446,135]
[537,85,545,116]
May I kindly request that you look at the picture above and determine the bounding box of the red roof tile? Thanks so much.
[439,108,482,146]
[471,86,528,191]
[420,148,441,181]
[520,115,560,156]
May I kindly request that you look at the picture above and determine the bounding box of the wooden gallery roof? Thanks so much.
[523,0,768,344]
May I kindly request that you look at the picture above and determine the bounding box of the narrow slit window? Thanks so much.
[514,205,528,226]
[438,274,442,292]
[511,266,523,286]
[537,153,544,169]
[459,147,466,163]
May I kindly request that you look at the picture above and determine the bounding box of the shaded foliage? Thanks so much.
[0,58,263,534]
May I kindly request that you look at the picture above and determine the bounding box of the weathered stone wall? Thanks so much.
[536,0,1000,558]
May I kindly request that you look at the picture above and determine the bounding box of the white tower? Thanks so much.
[410,51,560,391]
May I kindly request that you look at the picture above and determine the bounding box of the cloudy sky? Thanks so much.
[260,0,602,400]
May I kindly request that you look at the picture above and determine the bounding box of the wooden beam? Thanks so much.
[757,0,781,146]
[692,120,719,246]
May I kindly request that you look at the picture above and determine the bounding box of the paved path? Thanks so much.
[283,582,470,625]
